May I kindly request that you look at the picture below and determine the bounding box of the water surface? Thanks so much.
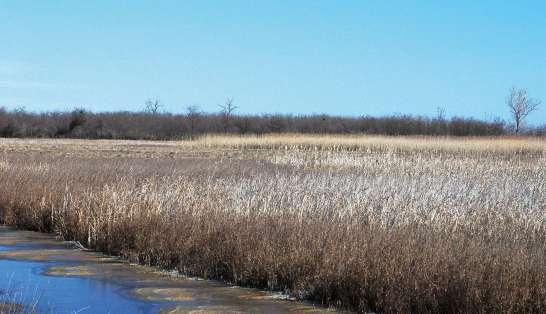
[0,226,333,313]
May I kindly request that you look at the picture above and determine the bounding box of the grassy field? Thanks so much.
[0,135,545,313]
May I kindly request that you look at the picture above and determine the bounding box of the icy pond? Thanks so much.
[0,226,332,313]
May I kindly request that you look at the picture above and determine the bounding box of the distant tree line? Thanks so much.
[1,87,542,139]
[1,106,532,140]
[1,87,544,139]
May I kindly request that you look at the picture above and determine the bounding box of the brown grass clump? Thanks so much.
[0,303,24,314]
[0,135,545,313]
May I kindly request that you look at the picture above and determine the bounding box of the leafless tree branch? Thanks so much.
[144,98,162,115]
[219,97,237,132]
[507,87,540,134]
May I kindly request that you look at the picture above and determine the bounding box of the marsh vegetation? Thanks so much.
[0,135,545,313]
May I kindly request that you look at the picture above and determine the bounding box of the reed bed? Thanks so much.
[1,134,545,157]
[0,136,545,313]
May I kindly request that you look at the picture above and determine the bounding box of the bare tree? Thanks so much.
[507,87,541,134]
[144,98,162,115]
[186,105,201,140]
[14,106,26,114]
[68,107,87,133]
[219,97,237,132]
[435,106,446,121]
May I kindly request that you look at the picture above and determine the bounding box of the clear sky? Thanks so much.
[0,1,545,124]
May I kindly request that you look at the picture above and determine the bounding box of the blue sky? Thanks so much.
[0,1,544,124]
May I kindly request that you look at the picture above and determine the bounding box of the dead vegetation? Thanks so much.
[0,135,545,313]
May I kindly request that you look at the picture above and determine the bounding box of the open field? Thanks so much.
[0,135,545,313]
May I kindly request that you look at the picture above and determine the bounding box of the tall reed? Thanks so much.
[0,136,544,313]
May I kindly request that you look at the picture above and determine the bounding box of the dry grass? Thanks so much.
[0,135,545,313]
[1,134,544,156]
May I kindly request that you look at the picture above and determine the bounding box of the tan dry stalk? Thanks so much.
[0,136,545,313]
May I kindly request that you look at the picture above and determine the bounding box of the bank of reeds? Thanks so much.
[0,136,545,313]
